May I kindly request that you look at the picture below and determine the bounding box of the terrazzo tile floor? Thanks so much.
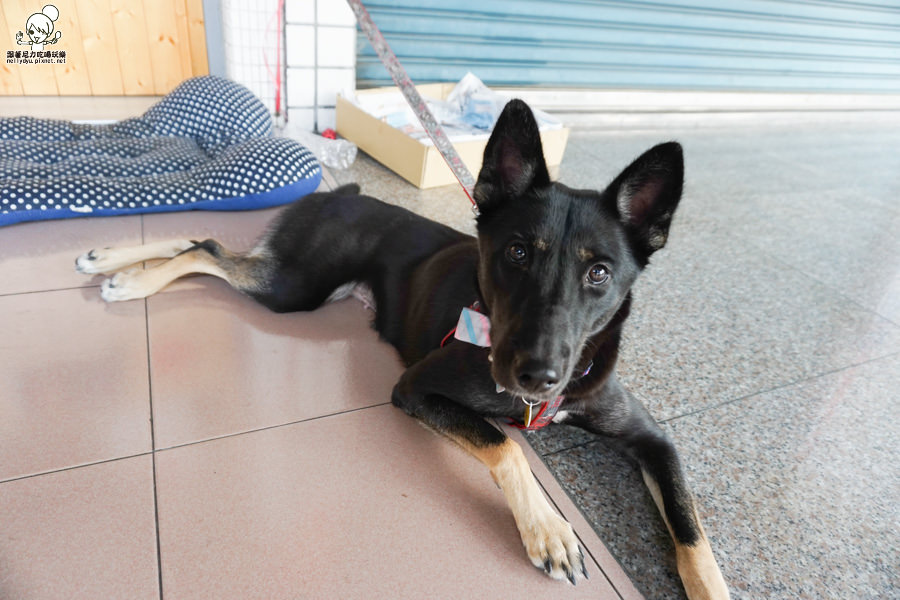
[2,99,899,600]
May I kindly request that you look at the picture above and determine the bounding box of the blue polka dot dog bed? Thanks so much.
[0,76,322,227]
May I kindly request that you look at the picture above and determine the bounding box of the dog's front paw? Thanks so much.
[490,439,588,584]
[520,511,587,584]
[75,248,113,274]
[100,270,146,302]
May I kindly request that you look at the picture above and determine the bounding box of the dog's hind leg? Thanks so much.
[569,377,730,599]
[75,239,195,274]
[641,468,729,600]
[98,239,269,302]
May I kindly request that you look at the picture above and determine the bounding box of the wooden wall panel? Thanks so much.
[173,0,193,80]
[49,0,93,94]
[76,0,124,95]
[142,0,185,94]
[0,1,208,96]
[0,6,25,95]
[185,0,208,77]
[110,0,155,95]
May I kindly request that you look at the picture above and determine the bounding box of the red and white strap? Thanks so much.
[346,0,479,214]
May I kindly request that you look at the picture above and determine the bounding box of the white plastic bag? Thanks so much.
[278,124,358,170]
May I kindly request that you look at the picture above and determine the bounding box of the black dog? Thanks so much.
[76,100,728,599]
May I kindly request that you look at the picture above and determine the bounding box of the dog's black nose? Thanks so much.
[516,361,560,393]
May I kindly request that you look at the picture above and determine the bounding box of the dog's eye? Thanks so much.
[505,242,527,264]
[586,264,611,285]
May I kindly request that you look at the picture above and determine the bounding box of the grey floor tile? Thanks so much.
[330,153,478,236]
[662,352,900,599]
[733,188,900,324]
[524,422,598,457]
[512,122,900,600]
[553,132,661,190]
[538,352,900,600]
[541,439,684,599]
[615,228,900,420]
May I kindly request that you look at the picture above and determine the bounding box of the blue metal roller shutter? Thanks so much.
[355,0,900,93]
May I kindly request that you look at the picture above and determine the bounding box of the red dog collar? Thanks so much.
[507,361,593,430]
[443,303,594,431]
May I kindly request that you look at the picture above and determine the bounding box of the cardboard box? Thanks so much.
[336,83,569,189]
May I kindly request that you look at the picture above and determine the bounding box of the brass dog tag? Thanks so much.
[522,398,541,428]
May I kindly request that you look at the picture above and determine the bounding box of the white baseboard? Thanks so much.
[494,88,900,129]
[553,109,900,130]
[495,88,900,112]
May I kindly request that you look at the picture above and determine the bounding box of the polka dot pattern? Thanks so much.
[0,76,321,227]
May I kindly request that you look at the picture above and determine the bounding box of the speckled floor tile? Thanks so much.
[556,128,808,204]
[541,438,683,598]
[559,125,900,236]
[524,422,599,457]
[764,126,900,185]
[612,227,900,420]
[539,352,900,600]
[663,352,900,599]
[330,152,479,236]
[734,188,900,324]
[555,131,690,194]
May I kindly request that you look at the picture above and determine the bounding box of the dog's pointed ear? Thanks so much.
[474,99,550,212]
[605,141,683,260]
